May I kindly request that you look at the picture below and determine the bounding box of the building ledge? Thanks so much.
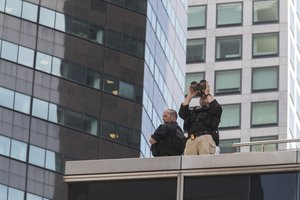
[64,150,300,182]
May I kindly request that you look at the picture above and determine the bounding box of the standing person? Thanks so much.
[179,80,222,155]
[150,109,186,157]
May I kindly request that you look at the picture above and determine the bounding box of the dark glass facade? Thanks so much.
[0,0,187,199]
[68,172,299,200]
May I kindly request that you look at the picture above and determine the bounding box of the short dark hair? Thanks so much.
[166,109,177,120]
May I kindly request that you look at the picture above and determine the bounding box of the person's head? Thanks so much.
[163,109,177,123]
[199,95,209,107]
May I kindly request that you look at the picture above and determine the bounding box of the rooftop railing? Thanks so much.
[232,138,300,152]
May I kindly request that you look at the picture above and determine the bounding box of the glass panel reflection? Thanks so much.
[29,145,46,167]
[39,7,55,28]
[18,46,34,67]
[22,2,38,22]
[36,52,52,73]
[14,92,31,114]
[1,41,18,62]
[5,0,22,17]
[8,187,24,200]
[0,87,14,108]
[0,135,10,156]
[0,184,8,200]
[10,139,27,161]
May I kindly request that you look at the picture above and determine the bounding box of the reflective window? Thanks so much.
[5,0,22,17]
[49,104,65,124]
[29,145,46,167]
[0,184,7,200]
[252,66,278,92]
[0,135,10,156]
[251,101,278,126]
[39,7,55,28]
[185,72,205,95]
[1,41,18,62]
[45,150,56,171]
[186,39,205,63]
[0,0,4,12]
[188,6,206,29]
[65,110,83,130]
[83,115,98,136]
[88,25,104,44]
[36,52,52,73]
[107,30,121,49]
[27,193,43,200]
[251,136,278,151]
[119,81,134,100]
[22,1,38,22]
[18,46,34,67]
[14,92,30,114]
[55,12,65,32]
[61,62,85,83]
[32,98,49,120]
[101,120,117,140]
[104,75,118,95]
[219,138,240,153]
[86,70,101,89]
[0,87,14,108]
[8,187,24,200]
[216,36,242,60]
[253,33,278,57]
[219,104,241,129]
[71,18,88,39]
[52,57,62,76]
[217,3,242,26]
[253,0,278,23]
[108,0,147,14]
[215,69,241,94]
[10,139,27,161]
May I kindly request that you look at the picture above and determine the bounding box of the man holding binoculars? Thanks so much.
[179,80,222,155]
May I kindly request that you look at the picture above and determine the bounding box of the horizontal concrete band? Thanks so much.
[64,150,300,182]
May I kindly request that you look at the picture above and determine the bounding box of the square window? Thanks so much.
[39,7,55,28]
[252,66,278,92]
[219,104,241,129]
[36,52,52,73]
[0,135,10,156]
[104,75,119,95]
[8,187,24,200]
[188,6,206,29]
[219,138,240,153]
[119,81,135,100]
[29,145,46,167]
[216,36,242,60]
[185,72,205,95]
[0,87,14,108]
[14,92,31,114]
[253,0,278,23]
[250,136,278,152]
[186,39,205,63]
[217,3,242,26]
[18,46,34,67]
[22,2,38,22]
[10,139,27,162]
[5,0,22,17]
[1,41,18,62]
[32,98,49,120]
[251,101,278,126]
[215,69,241,94]
[253,33,278,57]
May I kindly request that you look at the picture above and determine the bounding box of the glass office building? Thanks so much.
[0,0,187,199]
[186,0,300,153]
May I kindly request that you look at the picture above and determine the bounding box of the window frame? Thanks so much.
[219,103,241,129]
[187,5,207,30]
[251,100,278,127]
[252,32,279,58]
[214,69,242,95]
[253,0,279,24]
[186,38,206,63]
[216,2,243,27]
[251,66,279,93]
[215,35,242,61]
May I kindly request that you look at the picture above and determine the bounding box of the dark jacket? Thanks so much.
[179,99,222,144]
[151,122,185,157]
